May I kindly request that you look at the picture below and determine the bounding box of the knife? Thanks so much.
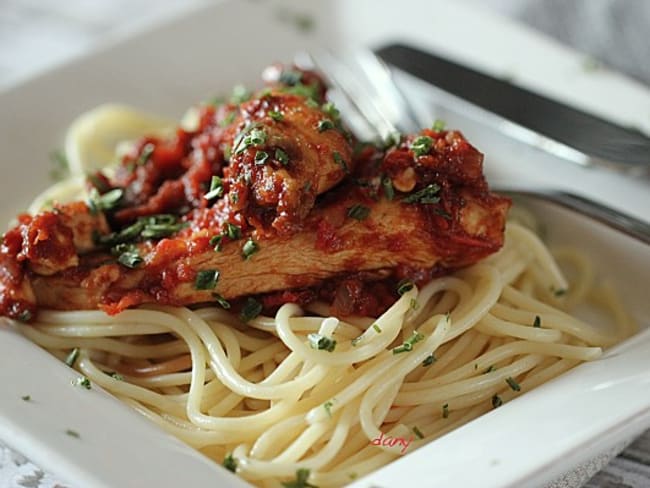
[375,43,650,175]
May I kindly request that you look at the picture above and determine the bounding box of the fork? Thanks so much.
[300,49,650,246]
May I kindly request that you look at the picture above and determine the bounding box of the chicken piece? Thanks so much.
[220,91,353,235]
[0,204,109,320]
[29,183,508,315]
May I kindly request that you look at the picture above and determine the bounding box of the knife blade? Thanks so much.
[375,43,650,175]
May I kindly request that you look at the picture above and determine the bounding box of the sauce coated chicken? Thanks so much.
[0,67,509,322]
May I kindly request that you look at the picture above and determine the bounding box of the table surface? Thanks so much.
[1,1,649,487]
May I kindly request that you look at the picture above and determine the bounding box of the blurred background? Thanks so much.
[1,0,649,91]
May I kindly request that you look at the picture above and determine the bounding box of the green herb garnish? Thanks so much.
[347,204,370,221]
[136,143,155,166]
[109,372,124,381]
[402,183,441,204]
[204,175,224,201]
[230,84,251,104]
[269,110,284,121]
[432,119,446,132]
[73,376,91,390]
[323,400,334,417]
[381,175,394,201]
[240,297,263,322]
[409,135,434,157]
[223,453,238,473]
[308,333,337,352]
[21,395,31,402]
[332,152,348,173]
[484,365,496,374]
[255,150,269,165]
[422,354,436,367]
[396,279,414,296]
[88,188,123,215]
[317,119,335,132]
[278,69,303,86]
[65,429,80,439]
[213,293,231,309]
[492,395,503,408]
[506,376,521,392]
[372,324,382,333]
[275,148,289,166]
[112,243,143,269]
[219,111,237,127]
[49,150,70,182]
[442,403,449,418]
[195,269,220,290]
[242,238,259,259]
[393,331,424,354]
[281,468,318,488]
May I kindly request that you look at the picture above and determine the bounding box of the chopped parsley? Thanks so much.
[240,297,263,322]
[96,214,185,246]
[396,279,414,296]
[409,135,434,157]
[308,333,337,352]
[195,269,220,290]
[410,298,419,310]
[442,403,449,418]
[269,110,284,121]
[372,323,382,333]
[281,468,318,488]
[533,315,541,328]
[484,365,496,374]
[49,149,70,182]
[223,453,238,473]
[230,84,251,104]
[73,376,91,390]
[275,148,289,166]
[422,354,436,367]
[413,426,424,439]
[112,243,143,269]
[347,204,370,221]
[381,175,394,201]
[136,143,155,166]
[278,69,303,86]
[21,395,31,402]
[87,188,123,215]
[213,293,231,309]
[317,119,335,132]
[109,372,124,381]
[232,123,267,155]
[17,310,32,322]
[65,348,80,367]
[242,238,259,259]
[224,223,241,240]
[551,286,567,297]
[323,400,334,417]
[204,175,224,201]
[402,183,441,204]
[506,376,521,392]
[393,331,424,354]
[332,152,348,173]
[255,150,269,165]
[432,119,446,132]
[219,111,237,127]
[492,395,503,408]
[65,429,80,439]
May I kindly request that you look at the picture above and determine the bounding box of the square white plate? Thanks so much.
[1,1,649,487]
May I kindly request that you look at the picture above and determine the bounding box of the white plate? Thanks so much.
[1,1,649,487]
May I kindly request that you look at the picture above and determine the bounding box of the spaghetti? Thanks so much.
[17,221,634,487]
